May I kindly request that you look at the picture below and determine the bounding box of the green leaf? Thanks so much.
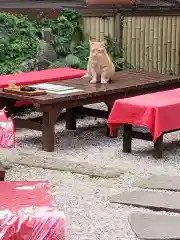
[49,60,68,69]
[65,54,80,67]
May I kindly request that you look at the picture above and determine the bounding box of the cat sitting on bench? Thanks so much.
[83,39,115,84]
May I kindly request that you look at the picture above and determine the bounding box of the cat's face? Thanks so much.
[90,40,106,58]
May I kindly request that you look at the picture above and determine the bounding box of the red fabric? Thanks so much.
[0,181,66,240]
[0,68,86,88]
[107,88,180,141]
[0,110,15,148]
[0,68,86,108]
[0,110,7,121]
[14,101,32,107]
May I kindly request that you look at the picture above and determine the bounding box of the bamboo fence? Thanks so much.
[83,16,115,40]
[83,14,180,75]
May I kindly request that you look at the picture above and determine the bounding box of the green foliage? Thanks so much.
[104,35,135,71]
[0,12,39,74]
[0,9,133,75]
[49,59,68,69]
[36,8,88,69]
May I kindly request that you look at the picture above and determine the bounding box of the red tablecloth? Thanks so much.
[107,88,180,141]
[0,181,66,240]
[0,68,86,107]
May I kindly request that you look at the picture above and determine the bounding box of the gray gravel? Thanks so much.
[4,103,180,240]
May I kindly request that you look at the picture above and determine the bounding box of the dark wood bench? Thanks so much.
[1,70,180,152]
[123,124,180,158]
[0,68,86,111]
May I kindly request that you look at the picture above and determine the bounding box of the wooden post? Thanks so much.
[154,134,163,158]
[123,124,132,153]
[66,108,77,130]
[0,162,5,181]
[42,109,60,152]
[105,101,118,137]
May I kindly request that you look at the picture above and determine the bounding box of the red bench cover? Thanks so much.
[0,181,66,240]
[0,68,86,107]
[107,88,180,141]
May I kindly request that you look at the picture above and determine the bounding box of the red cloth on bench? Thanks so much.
[107,88,180,141]
[0,181,66,239]
[0,68,86,107]
[0,68,86,88]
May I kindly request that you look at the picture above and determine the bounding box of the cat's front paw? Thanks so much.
[101,78,109,84]
[90,78,98,83]
[82,73,89,78]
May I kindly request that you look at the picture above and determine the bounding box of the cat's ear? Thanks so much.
[101,40,107,46]
[90,38,96,43]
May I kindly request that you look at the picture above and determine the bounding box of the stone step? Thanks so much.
[133,175,180,192]
[129,213,180,240]
[110,190,180,213]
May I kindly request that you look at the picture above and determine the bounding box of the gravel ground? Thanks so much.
[4,103,180,240]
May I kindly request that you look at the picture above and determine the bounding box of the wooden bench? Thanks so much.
[1,70,180,152]
[0,68,86,109]
[107,87,180,158]
[123,124,167,158]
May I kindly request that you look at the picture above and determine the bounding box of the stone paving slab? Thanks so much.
[133,175,180,191]
[0,150,126,179]
[110,191,180,213]
[129,213,180,239]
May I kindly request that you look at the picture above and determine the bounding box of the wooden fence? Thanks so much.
[83,13,180,75]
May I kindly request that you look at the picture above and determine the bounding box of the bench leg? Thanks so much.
[105,101,118,138]
[105,127,118,138]
[154,134,163,158]
[123,124,132,153]
[0,166,5,181]
[66,108,77,130]
[42,110,60,152]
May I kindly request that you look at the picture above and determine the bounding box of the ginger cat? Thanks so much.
[84,40,115,84]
